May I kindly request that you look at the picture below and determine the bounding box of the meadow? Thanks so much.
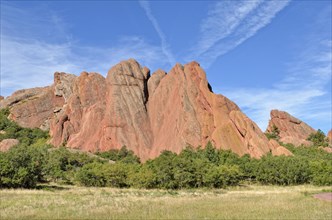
[1,184,331,219]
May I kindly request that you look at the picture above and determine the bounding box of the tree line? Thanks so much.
[0,108,331,189]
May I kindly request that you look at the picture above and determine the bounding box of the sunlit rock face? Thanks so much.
[1,59,276,160]
[266,110,316,146]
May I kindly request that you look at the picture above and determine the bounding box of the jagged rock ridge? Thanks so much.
[1,59,283,160]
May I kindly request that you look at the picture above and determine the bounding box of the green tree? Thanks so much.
[307,129,329,147]
[265,125,280,140]
[96,146,140,164]
[0,144,48,188]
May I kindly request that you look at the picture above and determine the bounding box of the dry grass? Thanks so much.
[1,184,331,219]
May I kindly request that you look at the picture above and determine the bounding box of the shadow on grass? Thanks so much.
[36,184,70,191]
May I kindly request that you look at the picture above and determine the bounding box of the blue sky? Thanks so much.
[1,0,331,133]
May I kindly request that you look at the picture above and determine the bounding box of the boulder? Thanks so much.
[0,139,19,151]
[319,146,332,153]
[271,146,293,156]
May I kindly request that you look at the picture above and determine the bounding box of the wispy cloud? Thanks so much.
[218,39,331,132]
[139,0,175,65]
[187,0,290,68]
[0,3,169,97]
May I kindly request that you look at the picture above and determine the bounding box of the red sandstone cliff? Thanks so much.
[1,59,280,160]
[266,110,316,146]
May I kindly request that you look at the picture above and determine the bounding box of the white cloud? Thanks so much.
[0,3,169,97]
[0,36,169,97]
[139,0,175,65]
[187,0,290,68]
[218,40,332,132]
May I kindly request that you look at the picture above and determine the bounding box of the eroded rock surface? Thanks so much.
[0,59,279,160]
[266,110,316,146]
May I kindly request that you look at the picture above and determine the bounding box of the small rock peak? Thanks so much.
[0,96,4,101]
[147,69,167,96]
[54,72,77,100]
[270,109,301,124]
[107,59,148,80]
[54,72,77,84]
[267,109,316,146]
[127,58,140,65]
[80,71,89,77]
[153,69,167,76]
[142,67,151,80]
[186,61,201,67]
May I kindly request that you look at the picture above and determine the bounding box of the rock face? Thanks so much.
[266,110,316,146]
[328,130,332,145]
[0,139,19,151]
[0,87,64,130]
[0,59,277,160]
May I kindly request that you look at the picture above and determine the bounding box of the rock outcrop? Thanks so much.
[0,139,19,151]
[266,110,316,146]
[328,130,332,145]
[0,87,64,130]
[0,59,277,160]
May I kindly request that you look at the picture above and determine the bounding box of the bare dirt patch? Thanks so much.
[313,193,332,202]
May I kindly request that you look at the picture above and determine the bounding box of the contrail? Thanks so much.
[139,0,175,66]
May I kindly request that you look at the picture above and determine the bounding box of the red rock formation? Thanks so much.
[0,87,64,130]
[271,146,293,156]
[0,59,277,160]
[266,110,316,146]
[147,62,271,158]
[327,130,332,146]
[0,139,19,151]
[319,147,332,153]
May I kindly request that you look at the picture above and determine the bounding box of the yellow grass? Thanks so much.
[1,184,331,219]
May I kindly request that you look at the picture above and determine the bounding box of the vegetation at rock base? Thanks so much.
[0,108,331,189]
[96,146,140,164]
[307,129,329,147]
[0,108,49,145]
[265,124,280,140]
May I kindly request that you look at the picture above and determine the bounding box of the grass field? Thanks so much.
[1,184,331,219]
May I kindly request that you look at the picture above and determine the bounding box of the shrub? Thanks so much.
[255,155,310,185]
[76,162,109,187]
[44,147,100,184]
[307,129,329,147]
[265,125,280,140]
[204,165,242,188]
[0,144,48,188]
[310,160,332,185]
[96,146,140,164]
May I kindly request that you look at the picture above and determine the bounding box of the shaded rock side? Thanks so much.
[1,59,276,160]
[266,110,316,146]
